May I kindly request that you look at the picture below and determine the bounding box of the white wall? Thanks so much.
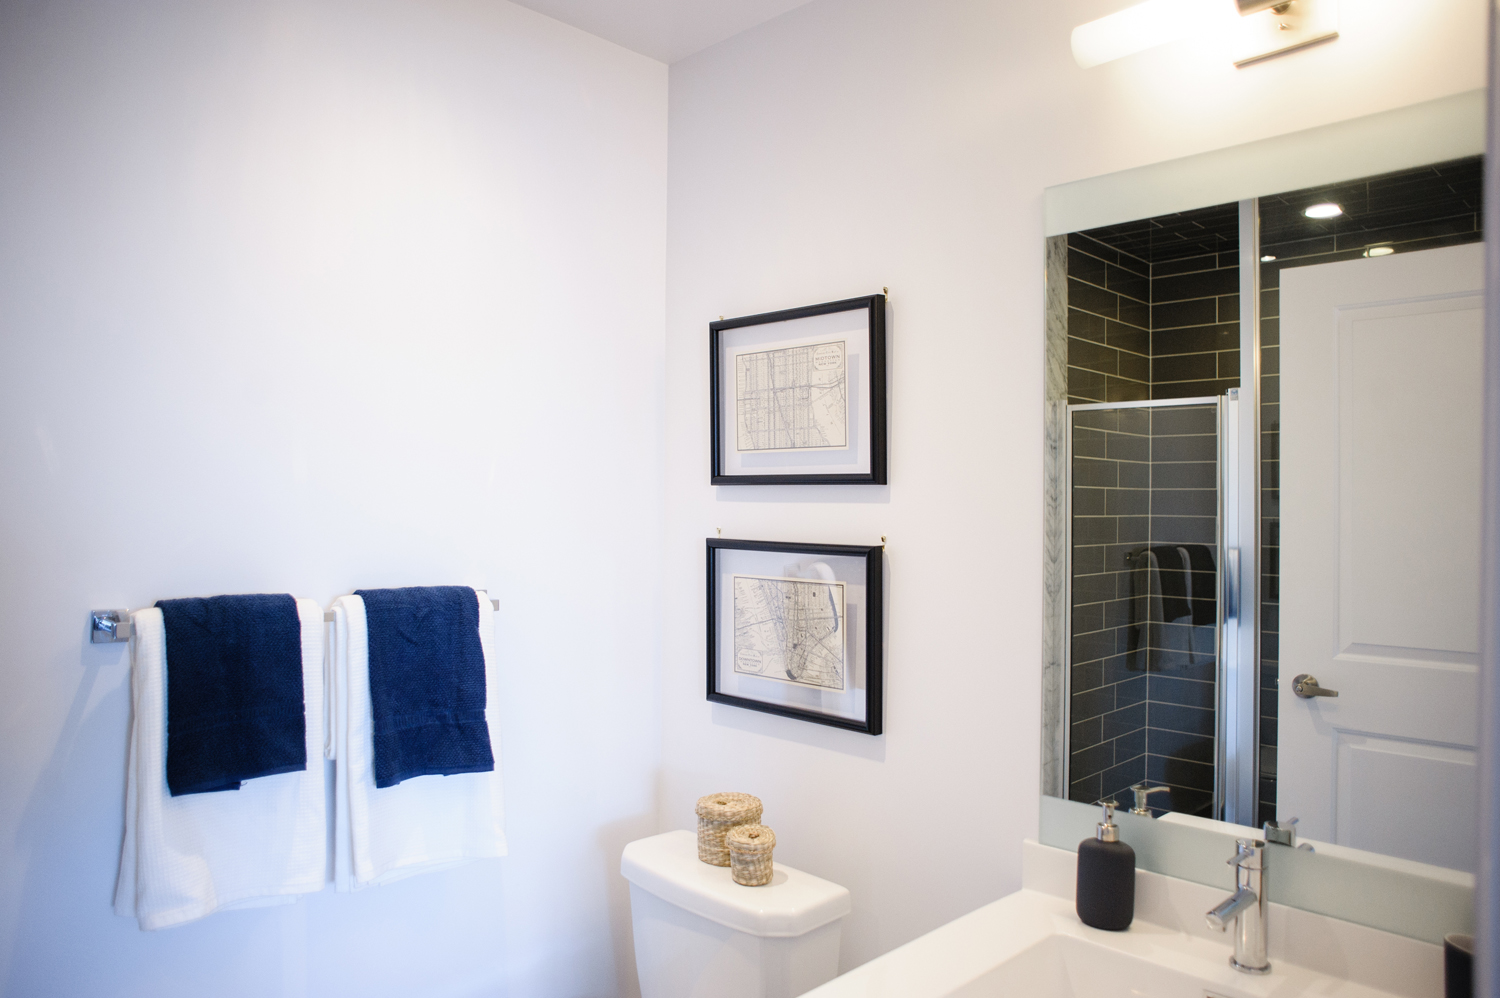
[0,1,664,996]
[662,0,1486,974]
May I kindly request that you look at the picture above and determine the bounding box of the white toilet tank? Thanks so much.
[621,830,851,998]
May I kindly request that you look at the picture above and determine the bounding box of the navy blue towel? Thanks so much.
[356,586,494,789]
[157,593,307,797]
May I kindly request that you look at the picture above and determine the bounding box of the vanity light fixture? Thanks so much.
[1365,245,1395,257]
[1070,0,1228,69]
[1303,202,1343,219]
[1072,0,1338,70]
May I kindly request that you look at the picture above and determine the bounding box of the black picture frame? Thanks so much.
[710,294,888,485]
[706,537,884,735]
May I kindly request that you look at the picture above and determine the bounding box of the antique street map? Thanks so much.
[732,574,846,690]
[734,340,848,452]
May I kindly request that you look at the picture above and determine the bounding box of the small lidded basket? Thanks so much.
[726,824,776,886]
[695,792,762,866]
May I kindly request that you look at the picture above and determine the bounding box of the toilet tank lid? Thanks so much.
[621,830,851,938]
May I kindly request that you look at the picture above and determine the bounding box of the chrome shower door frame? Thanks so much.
[1062,395,1225,807]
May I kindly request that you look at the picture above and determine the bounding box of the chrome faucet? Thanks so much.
[1205,839,1270,974]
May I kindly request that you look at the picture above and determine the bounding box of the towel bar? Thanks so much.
[93,600,502,635]
[321,599,499,623]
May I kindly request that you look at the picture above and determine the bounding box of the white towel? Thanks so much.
[327,590,506,891]
[114,599,328,930]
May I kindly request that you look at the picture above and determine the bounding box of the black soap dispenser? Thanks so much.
[1076,800,1135,931]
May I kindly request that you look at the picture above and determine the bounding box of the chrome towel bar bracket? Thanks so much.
[90,609,132,643]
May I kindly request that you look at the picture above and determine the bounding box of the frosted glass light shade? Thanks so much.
[1071,0,1228,69]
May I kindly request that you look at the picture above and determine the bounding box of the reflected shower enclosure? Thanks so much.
[1066,400,1235,817]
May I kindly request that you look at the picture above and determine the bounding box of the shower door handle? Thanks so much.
[1222,548,1240,622]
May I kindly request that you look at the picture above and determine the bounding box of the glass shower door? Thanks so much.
[1065,396,1239,818]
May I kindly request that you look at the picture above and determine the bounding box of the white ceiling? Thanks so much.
[509,0,818,63]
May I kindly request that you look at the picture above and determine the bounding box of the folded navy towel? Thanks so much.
[355,586,494,789]
[156,593,307,797]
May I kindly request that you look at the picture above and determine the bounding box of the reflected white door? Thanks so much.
[1279,242,1483,872]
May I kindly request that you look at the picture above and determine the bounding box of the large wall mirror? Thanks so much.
[1039,90,1486,934]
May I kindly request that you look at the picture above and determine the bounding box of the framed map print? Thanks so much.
[706,538,884,735]
[710,293,888,485]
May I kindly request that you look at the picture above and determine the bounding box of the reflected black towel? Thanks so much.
[356,586,494,789]
[157,593,307,797]
[1145,545,1190,622]
[1145,545,1217,626]
[1178,544,1217,627]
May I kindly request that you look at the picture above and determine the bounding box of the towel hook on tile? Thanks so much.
[90,609,132,643]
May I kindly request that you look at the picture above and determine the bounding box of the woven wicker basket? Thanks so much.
[727,824,776,886]
[695,792,763,866]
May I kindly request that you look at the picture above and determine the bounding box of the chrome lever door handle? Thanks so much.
[1292,673,1339,699]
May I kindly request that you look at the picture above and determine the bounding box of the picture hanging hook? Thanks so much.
[881,535,887,545]
[716,527,722,537]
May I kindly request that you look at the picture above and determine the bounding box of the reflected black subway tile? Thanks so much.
[1069,309,1109,344]
[1071,685,1115,721]
[1107,264,1150,303]
[1070,338,1119,376]
[1102,702,1148,740]
[1152,462,1216,489]
[1149,675,1215,709]
[1150,406,1217,435]
[1072,457,1118,488]
[1071,630,1116,666]
[1072,516,1117,546]
[1148,754,1215,792]
[1148,516,1216,544]
[1071,741,1113,781]
[1072,427,1107,458]
[1068,366,1106,403]
[1071,716,1103,750]
[1118,297,1150,328]
[1147,729,1214,764]
[1105,377,1150,403]
[1108,321,1150,356]
[1113,727,1147,763]
[1154,266,1239,302]
[1117,675,1148,707]
[1070,602,1104,635]
[1068,247,1109,285]
[1069,774,1103,805]
[1071,486,1106,516]
[1151,434,1217,462]
[1106,488,1150,516]
[1151,489,1217,516]
[1102,758,1148,801]
[1072,571,1116,604]
[1070,278,1119,319]
[1107,433,1150,462]
[1072,544,1105,575]
[1149,702,1215,736]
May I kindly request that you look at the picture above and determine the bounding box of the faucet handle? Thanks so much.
[1227,839,1266,868]
[1129,783,1172,815]
[1264,817,1299,847]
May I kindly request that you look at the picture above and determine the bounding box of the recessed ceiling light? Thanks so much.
[1260,255,1276,262]
[1304,202,1343,219]
[1365,246,1394,257]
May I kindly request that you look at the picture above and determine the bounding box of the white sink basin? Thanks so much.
[804,842,1442,998]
